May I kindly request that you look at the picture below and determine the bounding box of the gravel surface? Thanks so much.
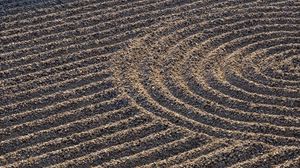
[0,0,300,167]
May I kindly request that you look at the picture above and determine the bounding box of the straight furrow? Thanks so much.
[0,87,121,124]
[140,139,232,168]
[229,147,300,168]
[48,127,186,168]
[0,103,134,155]
[98,134,211,168]
[0,70,111,106]
[0,113,148,166]
[1,77,114,115]
[175,142,271,167]
[5,121,169,167]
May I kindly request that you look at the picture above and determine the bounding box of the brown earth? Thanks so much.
[0,0,300,167]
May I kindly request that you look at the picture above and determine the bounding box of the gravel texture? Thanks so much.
[0,0,300,167]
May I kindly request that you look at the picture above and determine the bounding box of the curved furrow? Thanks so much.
[1,0,299,167]
[185,11,298,95]
[121,68,300,144]
[159,29,300,116]
[158,16,300,116]
[119,67,300,146]
[164,67,300,127]
[140,65,300,138]
[173,10,300,92]
[125,25,300,134]
[148,21,298,106]
[264,66,300,81]
[114,3,300,147]
[220,43,300,98]
[253,45,300,72]
[260,50,300,81]
[267,55,300,74]
[148,10,300,103]
[242,66,300,89]
[186,31,300,107]
[226,54,300,91]
[159,33,300,125]
[240,46,300,89]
